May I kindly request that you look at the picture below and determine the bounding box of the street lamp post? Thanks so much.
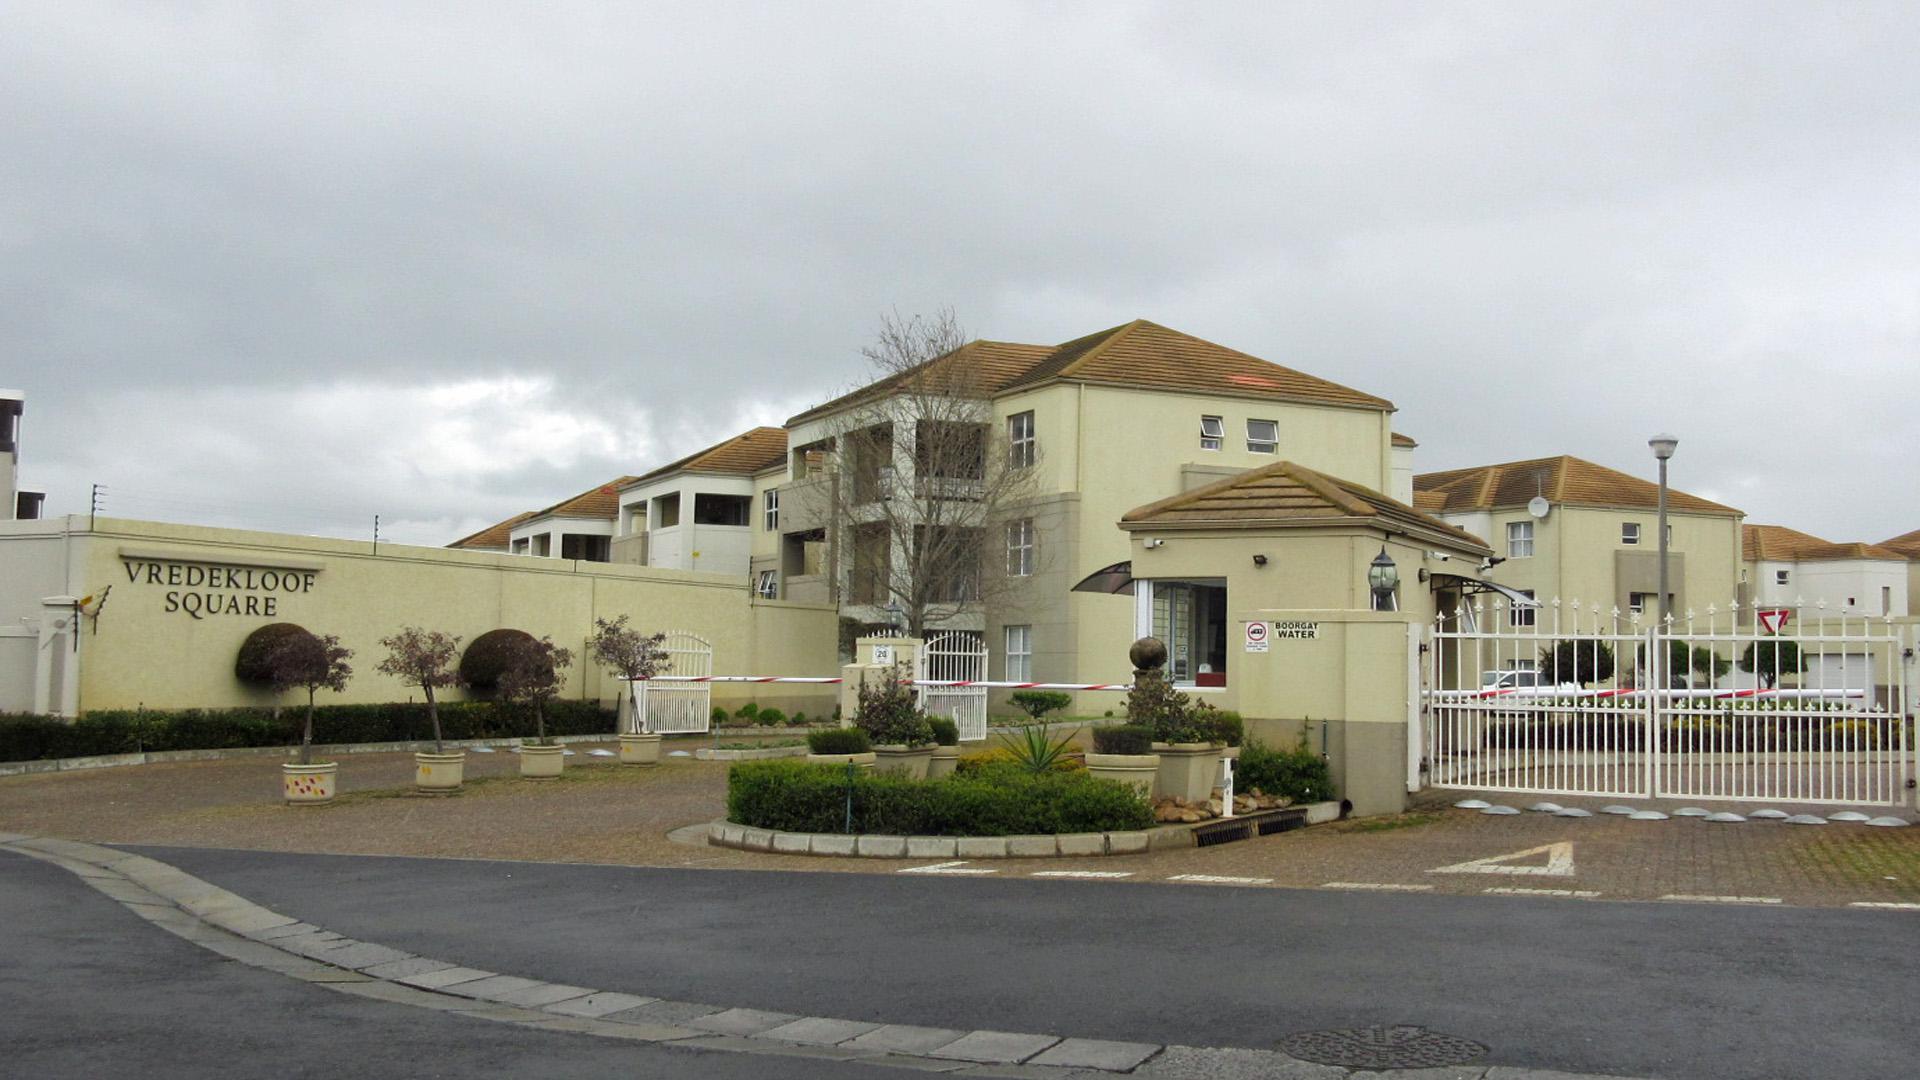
[1648,434,1678,629]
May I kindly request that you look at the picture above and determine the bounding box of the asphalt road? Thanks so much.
[0,850,898,1080]
[124,846,1918,1080]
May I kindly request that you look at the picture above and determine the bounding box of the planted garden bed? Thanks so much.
[725,758,1153,837]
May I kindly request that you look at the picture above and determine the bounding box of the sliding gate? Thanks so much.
[1426,600,1914,807]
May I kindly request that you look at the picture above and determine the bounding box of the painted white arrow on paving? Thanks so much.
[1428,842,1575,877]
[896,861,998,875]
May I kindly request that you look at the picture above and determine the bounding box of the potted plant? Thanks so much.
[267,630,353,805]
[1208,709,1246,761]
[805,727,875,769]
[927,716,961,778]
[499,634,574,780]
[853,670,935,778]
[587,615,668,765]
[1126,662,1220,803]
[1085,723,1159,796]
[377,627,466,793]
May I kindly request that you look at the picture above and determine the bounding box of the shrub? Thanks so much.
[1235,733,1335,804]
[1205,709,1244,747]
[853,671,933,747]
[234,623,314,684]
[1538,639,1615,686]
[1125,668,1210,744]
[958,744,1082,774]
[736,702,761,721]
[726,759,1153,836]
[459,628,537,690]
[711,705,730,725]
[927,717,959,746]
[1010,690,1072,721]
[1091,724,1154,755]
[755,707,786,726]
[997,723,1080,774]
[789,712,809,726]
[807,728,872,755]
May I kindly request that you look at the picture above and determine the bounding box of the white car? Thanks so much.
[1480,670,1582,693]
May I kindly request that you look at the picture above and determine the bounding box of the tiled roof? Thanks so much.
[786,341,1056,425]
[1002,320,1394,410]
[529,476,641,521]
[787,320,1393,424]
[1743,524,1908,563]
[1121,461,1490,554]
[1392,432,1418,449]
[627,427,789,486]
[1880,529,1920,558]
[447,511,536,550]
[1414,456,1741,517]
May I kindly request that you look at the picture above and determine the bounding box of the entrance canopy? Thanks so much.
[1071,561,1136,596]
[1427,571,1540,608]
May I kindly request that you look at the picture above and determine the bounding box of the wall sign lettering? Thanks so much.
[120,558,318,620]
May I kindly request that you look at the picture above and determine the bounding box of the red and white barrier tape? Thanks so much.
[633,675,1143,691]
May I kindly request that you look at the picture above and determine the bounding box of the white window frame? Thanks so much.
[1510,589,1537,627]
[1004,624,1032,682]
[1629,592,1652,615]
[754,569,778,599]
[763,488,779,531]
[1006,518,1035,577]
[1007,411,1036,469]
[1245,418,1277,454]
[1507,521,1534,559]
[1621,522,1640,545]
[1775,569,1789,586]
[1199,415,1224,451]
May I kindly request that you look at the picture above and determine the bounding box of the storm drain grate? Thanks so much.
[1193,820,1254,847]
[1278,1024,1487,1070]
[1256,814,1304,836]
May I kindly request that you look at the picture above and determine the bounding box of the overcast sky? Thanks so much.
[5,2,1916,548]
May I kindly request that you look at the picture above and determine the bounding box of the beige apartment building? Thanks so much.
[1742,524,1910,619]
[1414,455,1745,627]
[1883,529,1920,614]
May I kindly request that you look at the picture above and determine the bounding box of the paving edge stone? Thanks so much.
[704,821,1143,859]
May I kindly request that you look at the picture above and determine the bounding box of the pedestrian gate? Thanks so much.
[919,630,990,742]
[633,631,714,735]
[1425,599,1914,807]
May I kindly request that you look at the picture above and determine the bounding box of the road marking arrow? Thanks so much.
[1429,842,1575,877]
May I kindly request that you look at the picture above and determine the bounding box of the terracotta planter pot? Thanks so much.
[281,762,337,805]
[806,752,876,770]
[414,751,466,794]
[518,743,565,779]
[619,732,662,766]
[872,744,934,779]
[927,743,961,779]
[1085,752,1159,797]
[1151,742,1223,803]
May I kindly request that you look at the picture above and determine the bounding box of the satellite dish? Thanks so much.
[1527,496,1551,519]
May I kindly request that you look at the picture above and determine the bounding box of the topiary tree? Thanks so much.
[266,632,353,765]
[1010,690,1072,722]
[236,623,315,718]
[460,628,536,691]
[1740,639,1805,689]
[586,615,667,731]
[377,627,464,754]
[497,634,574,744]
[1538,639,1615,686]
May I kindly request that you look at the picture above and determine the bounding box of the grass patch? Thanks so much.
[1336,811,1444,834]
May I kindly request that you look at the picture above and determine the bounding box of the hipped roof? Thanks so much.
[624,427,789,488]
[447,511,537,550]
[1121,460,1491,555]
[1415,455,1741,517]
[1743,524,1908,563]
[1880,529,1920,558]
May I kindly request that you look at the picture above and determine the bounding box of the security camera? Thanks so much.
[1428,551,1451,562]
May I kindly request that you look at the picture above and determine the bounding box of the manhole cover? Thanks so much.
[1278,1024,1487,1069]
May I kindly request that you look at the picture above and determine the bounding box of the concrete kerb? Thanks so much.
[708,821,1159,859]
[0,833,1681,1080]
[0,732,628,778]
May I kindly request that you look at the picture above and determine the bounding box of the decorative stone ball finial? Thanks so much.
[1129,636,1168,672]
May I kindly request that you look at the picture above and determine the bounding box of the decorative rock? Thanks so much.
[1601,805,1637,815]
[1554,808,1594,818]
[1453,799,1492,810]
[1749,809,1790,820]
[1704,812,1747,823]
[1480,806,1521,816]
[1628,811,1669,821]
[1178,810,1205,823]
[1784,814,1828,826]
[1527,802,1564,814]
[1827,811,1872,823]
[1864,817,1912,828]
[1673,807,1710,817]
[1155,805,1185,823]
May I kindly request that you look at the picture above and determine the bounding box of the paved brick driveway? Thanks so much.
[2,745,1914,908]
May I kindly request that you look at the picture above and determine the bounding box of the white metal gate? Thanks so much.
[1425,599,1914,807]
[919,630,989,742]
[633,631,713,735]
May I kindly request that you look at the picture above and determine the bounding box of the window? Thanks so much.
[693,493,751,526]
[1775,569,1790,586]
[763,488,779,531]
[1629,592,1652,615]
[1621,522,1641,545]
[1007,411,1035,469]
[754,570,778,599]
[1246,419,1277,454]
[1507,521,1534,558]
[1510,589,1537,627]
[1883,586,1893,614]
[1199,415,1224,451]
[1006,518,1035,576]
[1004,625,1032,682]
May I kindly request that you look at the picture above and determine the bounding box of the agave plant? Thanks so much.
[997,722,1081,774]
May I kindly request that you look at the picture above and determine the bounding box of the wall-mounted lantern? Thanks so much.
[1368,546,1399,611]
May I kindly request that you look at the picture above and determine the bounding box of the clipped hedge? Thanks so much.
[0,701,616,763]
[726,759,1154,836]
